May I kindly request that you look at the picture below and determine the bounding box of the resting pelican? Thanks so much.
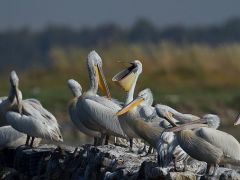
[116,89,188,166]
[76,51,126,144]
[162,112,240,175]
[0,125,41,149]
[155,104,200,124]
[4,71,63,146]
[67,79,101,145]
[155,104,222,130]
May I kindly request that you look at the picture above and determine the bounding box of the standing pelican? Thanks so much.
[67,79,101,145]
[112,60,144,150]
[76,51,126,144]
[4,71,63,146]
[162,112,240,175]
[0,125,41,149]
[116,89,188,167]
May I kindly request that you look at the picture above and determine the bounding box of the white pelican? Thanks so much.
[112,60,144,150]
[0,125,41,149]
[67,79,101,145]
[116,88,188,167]
[76,51,126,144]
[162,112,240,175]
[155,104,200,124]
[4,71,63,146]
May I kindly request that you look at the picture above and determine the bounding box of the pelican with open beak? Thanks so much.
[113,60,157,152]
[161,111,240,176]
[76,51,126,145]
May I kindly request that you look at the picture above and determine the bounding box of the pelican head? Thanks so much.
[202,114,220,129]
[112,60,142,92]
[138,88,153,106]
[9,71,22,113]
[116,88,149,116]
[155,106,208,132]
[234,113,240,126]
[67,79,82,97]
[87,50,111,99]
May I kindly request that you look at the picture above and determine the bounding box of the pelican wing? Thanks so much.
[68,99,100,138]
[24,100,53,120]
[196,127,240,160]
[6,111,62,141]
[0,125,25,148]
[25,98,42,105]
[6,100,62,142]
[81,95,126,137]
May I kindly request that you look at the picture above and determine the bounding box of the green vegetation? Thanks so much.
[1,42,240,142]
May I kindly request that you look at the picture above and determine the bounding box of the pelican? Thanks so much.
[4,71,63,146]
[116,88,188,167]
[155,104,200,124]
[234,113,240,125]
[0,96,8,126]
[112,60,144,150]
[155,104,222,130]
[67,79,101,145]
[0,125,41,149]
[113,60,164,151]
[162,111,240,175]
[0,71,23,123]
[76,51,126,144]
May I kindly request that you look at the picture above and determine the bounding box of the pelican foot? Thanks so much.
[114,143,128,148]
[126,147,134,153]
[137,146,146,154]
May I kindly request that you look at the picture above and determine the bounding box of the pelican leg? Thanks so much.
[104,135,110,145]
[25,135,30,146]
[147,146,153,154]
[30,137,35,147]
[97,133,105,146]
[138,145,146,154]
[206,164,211,176]
[212,164,218,176]
[94,137,98,146]
[128,138,134,152]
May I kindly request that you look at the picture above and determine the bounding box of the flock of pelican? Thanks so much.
[0,50,240,176]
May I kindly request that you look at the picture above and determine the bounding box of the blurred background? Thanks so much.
[0,0,239,145]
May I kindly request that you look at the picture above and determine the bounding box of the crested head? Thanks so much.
[10,70,19,87]
[137,88,153,106]
[130,60,142,74]
[155,104,167,117]
[67,79,82,97]
[202,114,220,129]
[87,50,102,67]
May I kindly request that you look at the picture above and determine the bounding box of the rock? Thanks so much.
[168,171,197,180]
[219,169,240,180]
[0,144,239,180]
